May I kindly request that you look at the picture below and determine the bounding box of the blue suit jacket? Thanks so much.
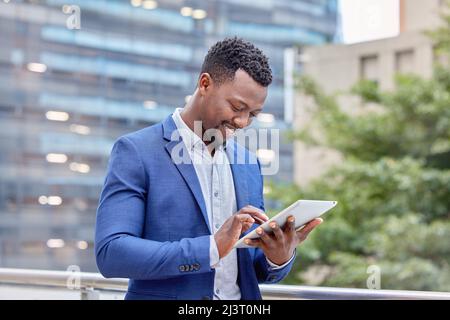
[95,115,295,300]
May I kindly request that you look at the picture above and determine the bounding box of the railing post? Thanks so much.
[80,287,100,300]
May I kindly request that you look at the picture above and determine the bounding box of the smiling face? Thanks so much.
[198,69,268,143]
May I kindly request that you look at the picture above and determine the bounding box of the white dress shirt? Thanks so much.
[172,108,293,300]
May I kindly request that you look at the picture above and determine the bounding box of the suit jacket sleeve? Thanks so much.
[95,137,211,280]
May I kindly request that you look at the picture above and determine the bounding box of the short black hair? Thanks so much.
[200,37,272,87]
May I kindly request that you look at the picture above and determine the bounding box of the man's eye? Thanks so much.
[232,105,241,112]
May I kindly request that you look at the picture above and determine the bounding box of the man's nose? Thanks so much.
[233,114,250,129]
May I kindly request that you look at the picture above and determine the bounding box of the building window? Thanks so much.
[395,49,415,74]
[360,55,379,83]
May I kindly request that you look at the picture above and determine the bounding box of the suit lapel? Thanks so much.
[163,116,211,234]
[226,141,249,210]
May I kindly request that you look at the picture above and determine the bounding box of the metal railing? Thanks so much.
[1,268,450,300]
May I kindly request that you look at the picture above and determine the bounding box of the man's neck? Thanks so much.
[179,106,197,135]
[179,101,221,156]
[180,97,208,143]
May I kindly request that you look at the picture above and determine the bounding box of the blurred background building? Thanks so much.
[293,0,444,187]
[0,0,338,271]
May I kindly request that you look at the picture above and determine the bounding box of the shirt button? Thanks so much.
[215,223,220,230]
[215,289,220,295]
[214,191,219,197]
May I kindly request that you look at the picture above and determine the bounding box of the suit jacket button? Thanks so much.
[193,263,200,271]
[179,265,185,272]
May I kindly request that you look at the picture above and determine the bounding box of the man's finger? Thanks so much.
[256,227,272,244]
[245,238,261,248]
[233,214,255,228]
[304,218,323,232]
[240,206,269,224]
[241,222,254,233]
[296,218,323,238]
[244,205,267,216]
[241,205,269,221]
[284,215,296,234]
[269,221,284,240]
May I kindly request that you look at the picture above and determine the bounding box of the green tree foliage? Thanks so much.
[269,7,450,291]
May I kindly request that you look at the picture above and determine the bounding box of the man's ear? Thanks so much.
[198,73,213,96]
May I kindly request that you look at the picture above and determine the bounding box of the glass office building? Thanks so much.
[0,0,337,271]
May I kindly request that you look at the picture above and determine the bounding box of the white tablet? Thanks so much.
[233,200,337,249]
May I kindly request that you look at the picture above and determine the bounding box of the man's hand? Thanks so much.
[214,205,269,259]
[245,216,323,265]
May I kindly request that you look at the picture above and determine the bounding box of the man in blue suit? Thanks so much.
[95,37,322,300]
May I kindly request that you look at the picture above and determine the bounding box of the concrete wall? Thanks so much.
[400,0,443,33]
[292,0,444,186]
